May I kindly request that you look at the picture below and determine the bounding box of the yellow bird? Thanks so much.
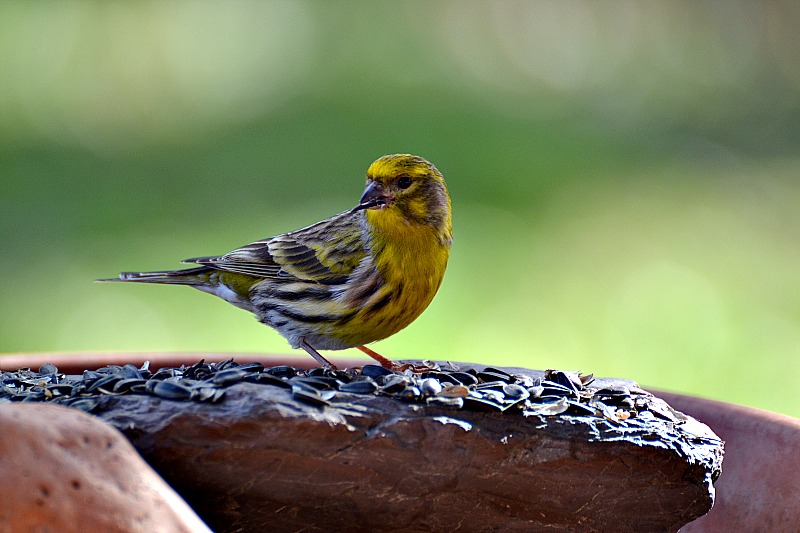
[102,154,452,369]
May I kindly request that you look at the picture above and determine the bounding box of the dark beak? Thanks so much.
[357,180,391,210]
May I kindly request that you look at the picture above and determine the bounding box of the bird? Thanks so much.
[100,154,452,369]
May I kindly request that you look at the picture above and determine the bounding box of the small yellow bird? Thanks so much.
[102,154,452,369]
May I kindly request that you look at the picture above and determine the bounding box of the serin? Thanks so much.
[101,154,452,369]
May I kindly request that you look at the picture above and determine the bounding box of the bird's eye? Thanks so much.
[397,176,413,189]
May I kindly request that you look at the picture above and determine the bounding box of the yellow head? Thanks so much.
[359,154,452,246]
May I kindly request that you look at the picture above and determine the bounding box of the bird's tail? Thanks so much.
[96,266,212,285]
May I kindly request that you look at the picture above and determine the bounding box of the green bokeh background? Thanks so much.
[2,1,798,417]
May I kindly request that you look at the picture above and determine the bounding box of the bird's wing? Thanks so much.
[183,210,366,284]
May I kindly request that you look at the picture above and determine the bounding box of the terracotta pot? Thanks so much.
[2,353,797,531]
[650,390,800,533]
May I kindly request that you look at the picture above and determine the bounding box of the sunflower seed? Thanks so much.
[150,380,193,400]
[38,363,59,375]
[527,385,545,399]
[382,374,411,394]
[425,372,461,385]
[418,378,443,396]
[545,370,584,392]
[212,368,248,386]
[292,388,332,407]
[150,368,178,380]
[243,372,292,389]
[215,358,237,371]
[361,365,394,378]
[265,365,297,379]
[502,384,530,401]
[437,385,470,398]
[398,385,421,402]
[236,362,265,373]
[477,370,514,383]
[112,378,148,394]
[339,379,378,394]
[449,372,478,386]
[291,376,340,391]
[463,396,505,412]
[525,397,569,416]
[426,396,464,408]
[322,369,353,383]
[86,375,122,393]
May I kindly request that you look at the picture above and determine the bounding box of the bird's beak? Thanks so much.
[358,180,392,210]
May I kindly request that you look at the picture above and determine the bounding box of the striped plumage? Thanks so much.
[102,154,452,368]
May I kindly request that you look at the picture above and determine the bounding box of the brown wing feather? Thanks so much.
[183,210,367,284]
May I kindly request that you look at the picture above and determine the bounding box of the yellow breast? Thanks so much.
[333,213,451,347]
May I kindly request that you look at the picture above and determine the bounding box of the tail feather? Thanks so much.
[96,266,212,285]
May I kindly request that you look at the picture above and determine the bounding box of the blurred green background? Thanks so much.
[2,1,798,417]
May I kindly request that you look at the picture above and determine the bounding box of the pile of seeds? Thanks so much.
[0,359,675,424]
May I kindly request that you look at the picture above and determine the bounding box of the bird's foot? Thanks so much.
[356,346,436,374]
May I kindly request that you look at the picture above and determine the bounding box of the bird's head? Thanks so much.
[357,154,452,244]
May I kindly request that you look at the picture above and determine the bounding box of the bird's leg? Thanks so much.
[356,345,398,369]
[299,338,337,369]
